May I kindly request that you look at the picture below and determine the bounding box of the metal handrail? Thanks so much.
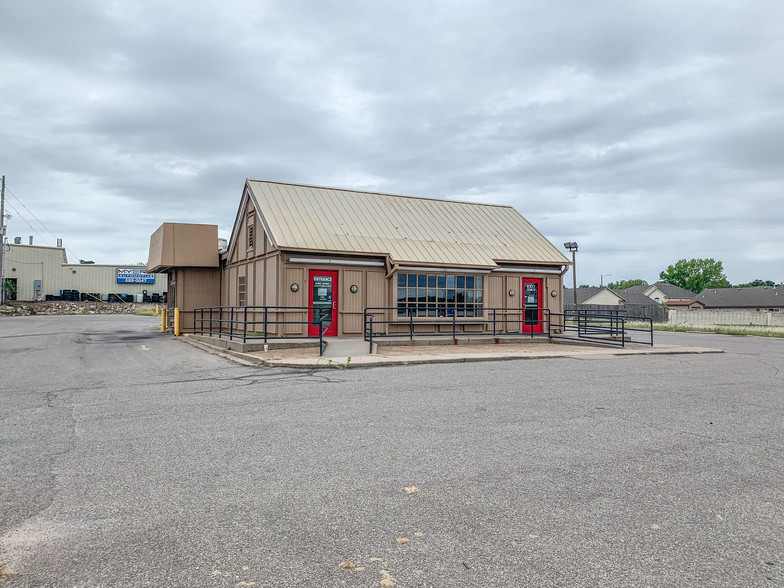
[193,305,332,356]
[551,311,654,347]
[363,306,552,353]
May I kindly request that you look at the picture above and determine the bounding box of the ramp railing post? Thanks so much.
[319,315,325,356]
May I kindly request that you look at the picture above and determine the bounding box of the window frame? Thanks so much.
[396,272,484,319]
[237,275,246,306]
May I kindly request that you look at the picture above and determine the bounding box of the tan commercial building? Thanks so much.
[148,180,570,337]
[4,242,167,302]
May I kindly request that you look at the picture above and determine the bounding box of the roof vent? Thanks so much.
[14,237,21,244]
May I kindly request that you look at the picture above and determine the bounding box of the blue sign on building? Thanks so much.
[117,268,156,284]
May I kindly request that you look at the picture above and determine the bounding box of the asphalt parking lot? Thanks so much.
[1,316,782,587]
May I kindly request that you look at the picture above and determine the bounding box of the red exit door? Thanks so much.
[308,270,338,337]
[522,278,543,333]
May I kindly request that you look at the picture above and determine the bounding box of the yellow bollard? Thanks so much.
[174,307,181,337]
[161,308,167,332]
[155,304,159,316]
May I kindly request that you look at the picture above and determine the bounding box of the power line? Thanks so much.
[6,187,60,242]
[3,200,51,246]
[4,185,83,261]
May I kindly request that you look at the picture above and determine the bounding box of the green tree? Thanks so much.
[735,279,775,288]
[607,278,647,290]
[2,278,17,301]
[659,258,730,293]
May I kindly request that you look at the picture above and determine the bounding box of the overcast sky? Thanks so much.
[1,0,782,285]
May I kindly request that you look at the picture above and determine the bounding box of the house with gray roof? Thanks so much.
[565,287,661,307]
[696,286,783,311]
[643,283,697,304]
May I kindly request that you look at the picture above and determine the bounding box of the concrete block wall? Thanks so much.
[668,309,784,327]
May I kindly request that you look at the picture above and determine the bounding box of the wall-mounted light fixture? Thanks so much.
[349,284,358,293]
[290,283,299,292]
[508,289,515,297]
[551,290,558,297]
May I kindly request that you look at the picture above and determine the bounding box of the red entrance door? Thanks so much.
[308,270,338,337]
[522,278,543,333]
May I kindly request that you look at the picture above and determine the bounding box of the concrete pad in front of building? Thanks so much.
[182,334,722,369]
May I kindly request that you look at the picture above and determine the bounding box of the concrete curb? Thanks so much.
[179,334,723,370]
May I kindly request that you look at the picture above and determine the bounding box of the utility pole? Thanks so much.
[0,175,5,305]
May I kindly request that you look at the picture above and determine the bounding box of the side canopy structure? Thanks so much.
[147,223,220,273]
[147,223,221,332]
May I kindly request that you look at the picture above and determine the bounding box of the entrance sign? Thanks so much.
[117,268,156,284]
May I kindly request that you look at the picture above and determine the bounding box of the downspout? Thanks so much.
[385,259,398,280]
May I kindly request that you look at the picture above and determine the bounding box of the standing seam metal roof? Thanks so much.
[246,180,569,268]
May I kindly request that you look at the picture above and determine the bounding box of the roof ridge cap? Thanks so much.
[246,179,515,209]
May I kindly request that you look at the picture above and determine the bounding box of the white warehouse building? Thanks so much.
[3,242,167,302]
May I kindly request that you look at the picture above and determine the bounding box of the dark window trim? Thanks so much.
[396,272,484,319]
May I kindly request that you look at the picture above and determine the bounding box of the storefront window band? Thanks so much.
[397,273,484,317]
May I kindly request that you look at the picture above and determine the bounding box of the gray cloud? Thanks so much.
[1,0,783,281]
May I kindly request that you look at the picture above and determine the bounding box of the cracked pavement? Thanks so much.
[0,316,783,586]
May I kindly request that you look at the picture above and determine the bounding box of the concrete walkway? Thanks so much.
[182,334,722,369]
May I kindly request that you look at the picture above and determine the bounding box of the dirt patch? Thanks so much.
[0,301,159,317]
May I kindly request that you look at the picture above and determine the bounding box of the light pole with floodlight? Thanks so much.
[563,242,578,306]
